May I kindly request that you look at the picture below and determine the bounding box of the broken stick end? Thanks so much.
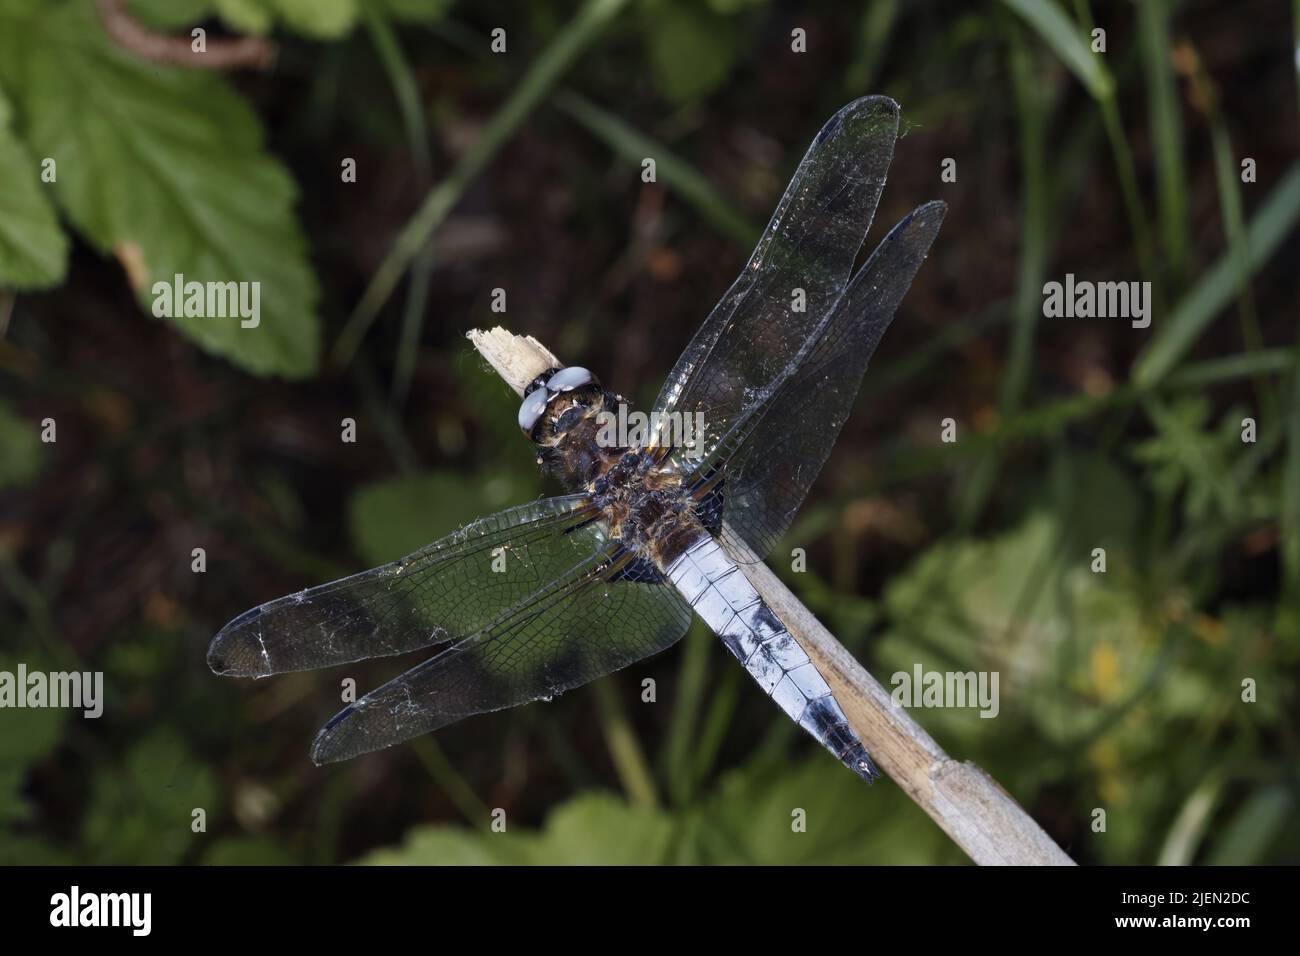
[467,327,563,397]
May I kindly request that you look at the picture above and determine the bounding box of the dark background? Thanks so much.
[1,0,1297,864]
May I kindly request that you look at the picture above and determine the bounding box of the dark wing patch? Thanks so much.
[207,495,599,676]
[310,548,691,763]
[651,97,901,458]
[703,201,947,561]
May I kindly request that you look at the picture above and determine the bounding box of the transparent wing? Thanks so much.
[207,495,600,677]
[700,201,947,561]
[310,549,692,763]
[651,96,900,455]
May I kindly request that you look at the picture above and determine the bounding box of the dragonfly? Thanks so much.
[208,96,945,781]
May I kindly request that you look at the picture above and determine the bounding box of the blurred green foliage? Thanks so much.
[361,756,962,864]
[1,0,1298,866]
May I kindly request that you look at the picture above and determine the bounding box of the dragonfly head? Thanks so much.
[518,366,603,443]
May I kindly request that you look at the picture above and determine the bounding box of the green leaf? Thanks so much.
[0,87,67,290]
[690,758,955,865]
[348,470,535,566]
[1133,397,1246,524]
[359,793,673,864]
[0,837,74,865]
[641,0,740,103]
[83,729,218,864]
[0,0,43,16]
[214,0,273,33]
[127,0,214,30]
[359,823,527,864]
[270,0,358,38]
[0,656,69,826]
[0,1,320,377]
[878,513,1072,738]
[134,0,442,36]
[0,401,44,489]
[531,794,674,864]
[358,758,959,865]
[201,837,298,865]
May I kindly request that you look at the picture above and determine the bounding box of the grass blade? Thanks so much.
[1137,0,1190,282]
[843,0,900,94]
[1134,161,1300,387]
[333,0,631,367]
[593,678,660,810]
[409,737,492,827]
[364,7,436,404]
[1285,354,1300,589]
[1001,25,1050,414]
[1074,0,1159,288]
[1294,0,1300,129]
[1164,348,1294,389]
[957,20,1050,527]
[1184,44,1277,421]
[1001,0,1114,98]
[1205,785,1293,865]
[554,91,759,247]
[661,621,714,805]
[1156,774,1223,866]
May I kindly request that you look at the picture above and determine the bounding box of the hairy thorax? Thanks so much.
[537,392,704,569]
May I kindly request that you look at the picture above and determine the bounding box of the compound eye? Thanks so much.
[518,387,550,437]
[545,366,598,393]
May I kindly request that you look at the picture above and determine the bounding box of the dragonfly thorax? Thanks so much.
[590,451,702,568]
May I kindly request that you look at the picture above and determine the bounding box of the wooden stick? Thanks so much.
[96,0,276,70]
[468,325,1076,866]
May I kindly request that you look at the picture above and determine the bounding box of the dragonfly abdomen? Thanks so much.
[664,535,879,782]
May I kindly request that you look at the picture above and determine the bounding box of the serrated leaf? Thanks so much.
[359,824,530,865]
[0,1,320,377]
[692,758,955,865]
[358,793,672,864]
[356,757,958,865]
[533,793,675,863]
[0,88,67,290]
